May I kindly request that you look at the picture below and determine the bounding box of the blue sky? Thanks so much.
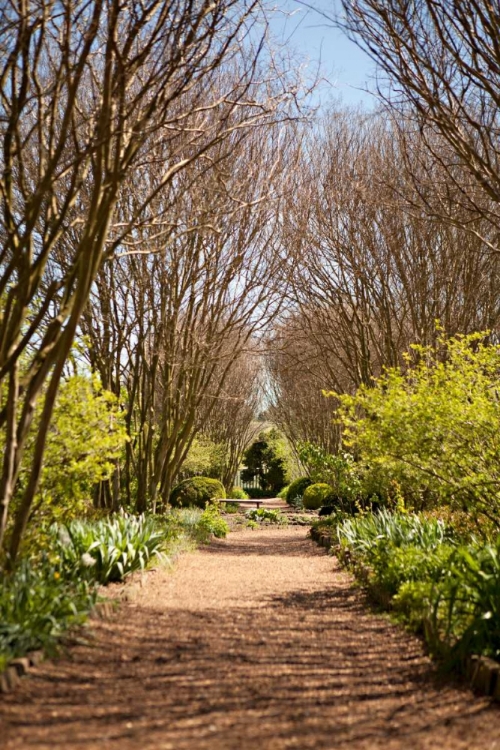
[267,0,378,109]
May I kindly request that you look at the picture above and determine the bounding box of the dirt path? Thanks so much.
[1,528,499,749]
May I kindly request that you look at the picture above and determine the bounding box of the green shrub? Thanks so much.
[0,506,228,668]
[230,487,249,500]
[13,374,127,541]
[371,542,455,598]
[299,442,390,510]
[427,539,500,663]
[334,510,500,667]
[303,483,332,510]
[277,485,290,499]
[197,505,229,540]
[165,504,229,542]
[181,435,226,479]
[170,477,226,508]
[54,514,165,584]
[241,428,295,493]
[286,476,312,504]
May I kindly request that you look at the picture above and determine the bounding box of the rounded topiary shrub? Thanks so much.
[230,487,249,500]
[303,483,333,510]
[170,477,226,508]
[286,476,312,505]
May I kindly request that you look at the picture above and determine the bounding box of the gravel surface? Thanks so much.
[1,527,499,749]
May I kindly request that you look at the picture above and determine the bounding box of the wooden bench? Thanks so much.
[218,499,263,509]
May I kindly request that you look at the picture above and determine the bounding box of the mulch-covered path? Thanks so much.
[1,527,499,749]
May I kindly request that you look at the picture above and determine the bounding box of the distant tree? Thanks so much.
[241,429,291,493]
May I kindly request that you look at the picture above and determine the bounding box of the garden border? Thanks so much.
[309,527,500,703]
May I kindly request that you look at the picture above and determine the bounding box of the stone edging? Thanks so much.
[309,527,500,703]
[0,650,44,694]
[309,526,332,548]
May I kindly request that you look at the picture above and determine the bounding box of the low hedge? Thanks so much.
[170,477,226,508]
[245,487,275,499]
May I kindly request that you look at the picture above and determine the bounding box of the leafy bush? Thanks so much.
[285,476,312,504]
[166,505,229,542]
[54,514,165,584]
[230,487,249,500]
[277,485,289,499]
[299,442,387,510]
[0,507,227,669]
[0,560,96,663]
[196,505,229,540]
[170,477,226,508]
[334,331,500,525]
[245,508,287,525]
[427,540,500,663]
[303,483,333,510]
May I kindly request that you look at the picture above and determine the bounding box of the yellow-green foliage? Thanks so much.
[18,375,127,527]
[230,486,249,500]
[182,435,226,478]
[303,483,332,510]
[334,331,500,525]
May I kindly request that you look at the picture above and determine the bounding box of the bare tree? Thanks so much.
[335,0,500,246]
[267,315,340,454]
[80,111,299,511]
[201,349,261,491]
[0,0,302,561]
[268,109,500,446]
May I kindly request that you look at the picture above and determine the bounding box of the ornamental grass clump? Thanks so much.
[426,538,500,665]
[336,509,500,668]
[54,514,165,584]
[167,505,229,543]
